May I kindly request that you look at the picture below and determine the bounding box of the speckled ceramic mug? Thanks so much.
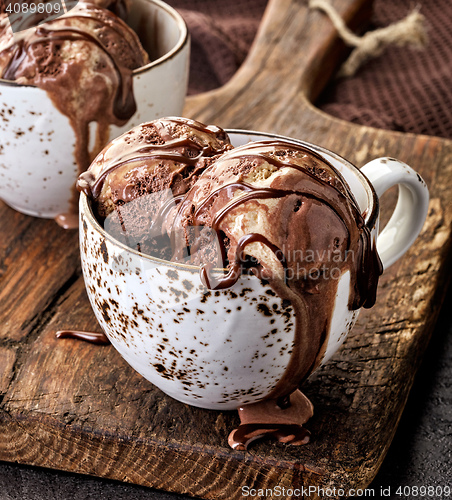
[0,0,189,219]
[79,130,429,410]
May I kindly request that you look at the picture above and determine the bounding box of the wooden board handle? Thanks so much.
[185,0,372,132]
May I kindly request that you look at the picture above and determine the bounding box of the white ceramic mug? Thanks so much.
[0,0,189,219]
[79,130,429,410]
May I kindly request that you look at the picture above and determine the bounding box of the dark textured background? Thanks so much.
[1,0,451,497]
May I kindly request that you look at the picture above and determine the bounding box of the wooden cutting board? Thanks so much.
[1,0,451,498]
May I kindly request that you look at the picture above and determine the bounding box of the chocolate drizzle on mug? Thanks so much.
[173,140,383,402]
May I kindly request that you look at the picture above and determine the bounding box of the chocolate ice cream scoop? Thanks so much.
[169,139,383,395]
[0,1,149,223]
[77,117,233,255]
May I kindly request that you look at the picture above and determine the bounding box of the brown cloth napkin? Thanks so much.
[317,0,452,139]
[165,0,268,94]
[166,0,451,140]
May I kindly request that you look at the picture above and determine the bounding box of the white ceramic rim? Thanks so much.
[131,0,189,75]
[80,129,380,273]
[0,0,189,86]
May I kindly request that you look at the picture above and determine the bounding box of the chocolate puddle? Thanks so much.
[54,212,80,230]
[228,390,313,450]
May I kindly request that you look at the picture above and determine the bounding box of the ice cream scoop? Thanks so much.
[77,117,233,256]
[0,0,149,224]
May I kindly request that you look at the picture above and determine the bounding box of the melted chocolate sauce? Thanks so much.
[276,394,291,409]
[55,330,110,345]
[54,212,79,230]
[228,423,310,450]
[176,140,383,402]
[228,389,314,450]
[77,118,231,200]
[155,116,227,140]
[200,233,287,290]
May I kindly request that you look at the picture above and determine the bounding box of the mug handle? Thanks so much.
[360,158,429,270]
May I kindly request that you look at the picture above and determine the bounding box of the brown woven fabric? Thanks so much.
[317,0,452,139]
[165,0,268,94]
[166,0,451,139]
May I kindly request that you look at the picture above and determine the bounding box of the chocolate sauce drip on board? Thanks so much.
[229,423,311,450]
[55,330,110,345]
[177,140,383,400]
[228,389,314,450]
